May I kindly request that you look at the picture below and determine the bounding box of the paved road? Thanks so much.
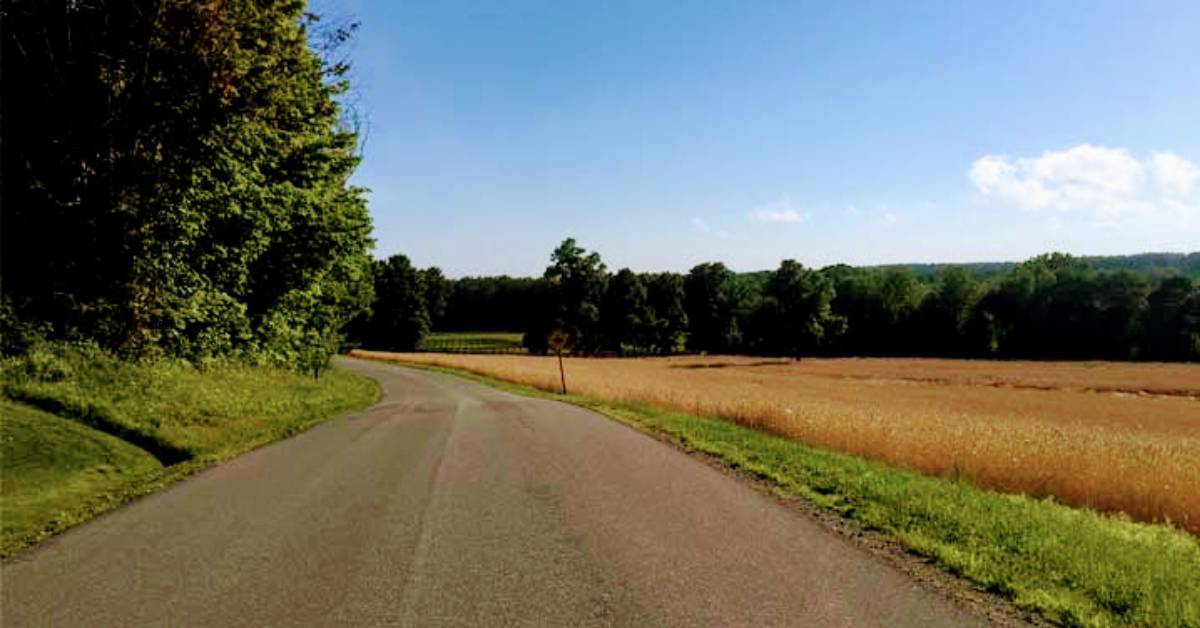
[2,358,986,627]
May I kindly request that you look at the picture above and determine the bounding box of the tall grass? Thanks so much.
[3,342,379,461]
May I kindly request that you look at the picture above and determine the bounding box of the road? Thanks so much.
[2,358,987,627]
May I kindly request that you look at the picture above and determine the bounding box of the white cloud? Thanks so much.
[752,200,811,224]
[691,217,712,233]
[969,145,1199,221]
[1153,152,1200,196]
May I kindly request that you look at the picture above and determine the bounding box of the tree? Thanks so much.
[1,0,373,369]
[645,273,689,354]
[684,263,741,353]
[876,269,925,354]
[1093,271,1150,360]
[1143,277,1200,361]
[420,268,451,329]
[361,255,430,351]
[600,269,651,353]
[747,260,843,357]
[978,253,1092,358]
[521,279,559,355]
[825,267,905,356]
[541,238,607,354]
[915,267,983,356]
[825,266,877,355]
[442,276,540,331]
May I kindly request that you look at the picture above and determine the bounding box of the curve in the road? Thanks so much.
[2,358,989,627]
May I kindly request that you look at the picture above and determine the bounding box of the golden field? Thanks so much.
[354,351,1200,533]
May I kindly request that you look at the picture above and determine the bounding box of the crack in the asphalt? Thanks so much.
[396,397,468,627]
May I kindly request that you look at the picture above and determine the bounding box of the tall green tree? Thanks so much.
[539,238,607,354]
[1093,271,1151,359]
[749,260,843,357]
[644,273,690,354]
[981,254,1098,358]
[915,267,983,356]
[420,268,451,329]
[600,269,651,353]
[359,255,430,351]
[1143,277,1200,361]
[442,276,540,331]
[684,263,741,353]
[1,0,373,369]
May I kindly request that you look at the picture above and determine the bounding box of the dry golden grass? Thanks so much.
[355,351,1200,533]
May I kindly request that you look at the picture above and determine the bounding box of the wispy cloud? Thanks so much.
[692,216,731,239]
[969,144,1199,221]
[751,200,811,224]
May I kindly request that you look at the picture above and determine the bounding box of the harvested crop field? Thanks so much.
[354,351,1200,533]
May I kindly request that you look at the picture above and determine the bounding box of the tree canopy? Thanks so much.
[2,0,373,371]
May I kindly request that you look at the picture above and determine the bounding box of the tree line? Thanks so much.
[2,1,373,373]
[353,240,1199,362]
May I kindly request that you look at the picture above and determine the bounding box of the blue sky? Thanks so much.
[320,0,1200,277]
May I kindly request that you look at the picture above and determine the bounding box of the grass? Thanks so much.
[354,352,1200,533]
[3,343,380,462]
[1,400,162,552]
[416,331,526,354]
[0,342,380,555]
[364,356,1200,628]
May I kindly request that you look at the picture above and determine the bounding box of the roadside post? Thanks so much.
[548,329,569,395]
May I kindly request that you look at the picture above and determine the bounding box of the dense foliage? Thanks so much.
[345,255,448,351]
[1,0,373,371]
[362,240,1199,361]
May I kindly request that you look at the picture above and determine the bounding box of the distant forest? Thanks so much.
[348,243,1200,362]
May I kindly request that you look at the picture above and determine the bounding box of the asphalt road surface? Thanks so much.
[2,358,987,627]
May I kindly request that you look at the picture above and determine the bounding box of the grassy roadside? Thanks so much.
[1,400,162,551]
[1,343,380,556]
[369,357,1200,628]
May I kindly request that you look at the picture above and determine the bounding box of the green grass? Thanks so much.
[1,400,162,552]
[416,331,526,353]
[379,359,1200,628]
[0,342,380,555]
[2,343,380,462]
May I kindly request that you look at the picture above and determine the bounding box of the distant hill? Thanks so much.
[864,252,1200,279]
[1084,252,1200,277]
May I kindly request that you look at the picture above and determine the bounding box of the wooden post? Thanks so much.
[548,329,569,395]
[557,349,567,395]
